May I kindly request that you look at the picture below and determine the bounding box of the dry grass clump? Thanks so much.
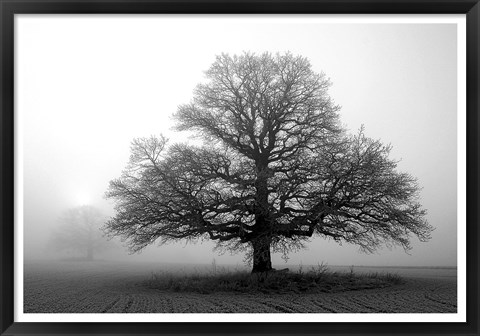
[146,263,404,294]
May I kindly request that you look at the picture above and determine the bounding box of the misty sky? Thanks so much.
[17,15,461,267]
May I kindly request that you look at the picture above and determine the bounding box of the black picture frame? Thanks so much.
[1,0,478,335]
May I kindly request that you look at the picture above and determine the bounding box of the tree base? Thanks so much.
[251,267,274,274]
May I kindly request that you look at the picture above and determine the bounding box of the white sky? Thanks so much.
[17,15,462,267]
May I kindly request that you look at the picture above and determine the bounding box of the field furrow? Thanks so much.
[24,261,457,314]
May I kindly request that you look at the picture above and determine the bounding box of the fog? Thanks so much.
[17,15,460,267]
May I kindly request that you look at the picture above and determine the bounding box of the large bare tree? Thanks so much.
[105,52,432,273]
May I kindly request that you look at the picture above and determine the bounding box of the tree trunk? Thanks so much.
[86,245,93,261]
[251,237,272,273]
[252,159,273,273]
[86,225,93,261]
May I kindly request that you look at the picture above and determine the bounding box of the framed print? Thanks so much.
[1,0,479,335]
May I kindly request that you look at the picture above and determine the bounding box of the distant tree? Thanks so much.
[49,205,109,261]
[105,52,433,273]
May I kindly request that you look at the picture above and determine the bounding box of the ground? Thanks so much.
[24,260,457,314]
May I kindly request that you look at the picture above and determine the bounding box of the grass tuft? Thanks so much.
[145,264,405,294]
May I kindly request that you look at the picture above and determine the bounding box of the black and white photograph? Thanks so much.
[15,14,465,322]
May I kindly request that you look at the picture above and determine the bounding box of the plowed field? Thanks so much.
[24,261,456,314]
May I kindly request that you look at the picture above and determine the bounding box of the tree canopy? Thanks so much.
[105,52,432,273]
[49,205,110,261]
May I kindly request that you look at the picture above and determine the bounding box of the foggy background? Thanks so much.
[17,16,458,267]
